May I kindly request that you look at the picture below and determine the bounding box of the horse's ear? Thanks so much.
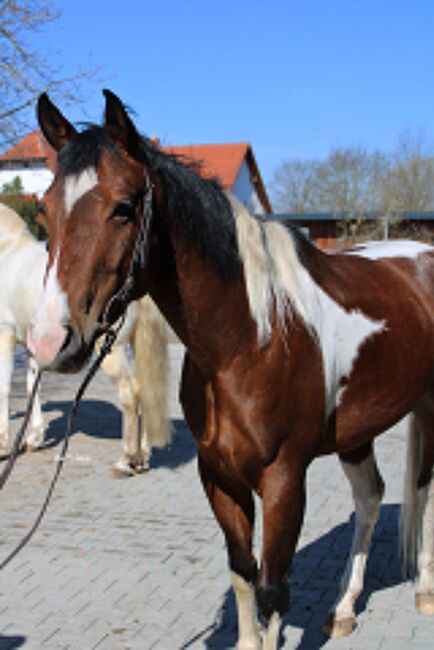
[37,93,77,152]
[103,89,142,160]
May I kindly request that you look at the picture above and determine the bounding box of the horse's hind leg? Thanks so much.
[24,354,44,450]
[133,296,170,462]
[325,442,384,638]
[401,397,434,615]
[100,345,141,476]
[416,476,434,614]
[0,327,15,453]
[198,454,261,650]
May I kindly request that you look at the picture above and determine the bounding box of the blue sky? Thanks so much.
[29,0,434,187]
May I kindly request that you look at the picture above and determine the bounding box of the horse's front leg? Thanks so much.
[24,354,44,450]
[198,453,261,650]
[0,327,15,453]
[257,459,307,650]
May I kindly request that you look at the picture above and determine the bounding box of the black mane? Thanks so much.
[57,126,118,176]
[58,125,242,282]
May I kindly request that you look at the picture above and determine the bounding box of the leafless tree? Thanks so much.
[380,129,434,212]
[0,0,99,149]
[271,146,388,216]
[270,159,321,213]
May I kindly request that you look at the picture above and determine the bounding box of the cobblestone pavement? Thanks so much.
[0,345,432,649]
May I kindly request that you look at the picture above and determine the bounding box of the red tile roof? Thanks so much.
[0,129,57,171]
[1,132,271,212]
[163,143,271,212]
[163,143,248,189]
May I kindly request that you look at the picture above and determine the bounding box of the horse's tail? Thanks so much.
[132,296,170,449]
[399,413,425,577]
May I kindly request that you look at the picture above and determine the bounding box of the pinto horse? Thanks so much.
[28,90,434,648]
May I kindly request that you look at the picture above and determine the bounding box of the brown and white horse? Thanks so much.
[28,90,434,648]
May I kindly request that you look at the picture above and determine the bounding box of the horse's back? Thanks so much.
[344,240,434,318]
[0,205,46,340]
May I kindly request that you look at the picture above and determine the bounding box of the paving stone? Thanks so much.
[0,347,432,648]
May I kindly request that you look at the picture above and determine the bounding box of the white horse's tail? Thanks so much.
[399,414,427,577]
[133,296,170,449]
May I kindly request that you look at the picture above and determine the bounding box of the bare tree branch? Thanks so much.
[0,0,100,149]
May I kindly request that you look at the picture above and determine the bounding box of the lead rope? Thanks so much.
[0,322,122,571]
[0,178,153,570]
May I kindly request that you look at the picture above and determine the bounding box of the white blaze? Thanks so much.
[64,167,98,216]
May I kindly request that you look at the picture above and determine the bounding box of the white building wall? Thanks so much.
[0,165,53,198]
[232,160,265,214]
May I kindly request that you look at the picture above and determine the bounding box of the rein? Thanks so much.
[0,179,154,570]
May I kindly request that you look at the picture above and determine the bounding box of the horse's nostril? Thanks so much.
[60,325,74,353]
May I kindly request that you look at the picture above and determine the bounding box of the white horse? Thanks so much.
[0,202,170,475]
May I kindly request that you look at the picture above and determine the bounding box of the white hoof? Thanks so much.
[323,613,356,638]
[112,458,136,477]
[416,592,434,615]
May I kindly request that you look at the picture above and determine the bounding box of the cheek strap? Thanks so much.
[102,174,153,327]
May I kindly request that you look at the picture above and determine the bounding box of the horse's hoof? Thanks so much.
[323,614,356,638]
[416,592,434,615]
[236,640,262,650]
[0,445,12,460]
[111,463,135,478]
[25,438,52,452]
[133,461,150,474]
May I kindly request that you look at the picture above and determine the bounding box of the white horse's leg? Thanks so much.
[24,354,44,450]
[231,572,262,650]
[0,327,15,453]
[261,612,281,650]
[400,407,434,614]
[133,297,170,465]
[101,345,142,476]
[404,403,434,614]
[415,476,434,614]
[325,445,384,637]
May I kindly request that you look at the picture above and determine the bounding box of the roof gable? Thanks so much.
[0,129,57,171]
[163,142,271,213]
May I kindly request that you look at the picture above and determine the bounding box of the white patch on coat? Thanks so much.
[64,167,98,216]
[27,256,69,366]
[347,240,433,260]
[230,572,261,648]
[231,197,385,415]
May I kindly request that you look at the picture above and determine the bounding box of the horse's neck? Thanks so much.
[150,228,249,372]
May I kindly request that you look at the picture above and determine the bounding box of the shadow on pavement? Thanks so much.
[0,635,26,649]
[186,503,405,649]
[12,403,197,470]
[151,419,197,470]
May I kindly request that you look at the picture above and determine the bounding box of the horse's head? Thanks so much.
[28,90,151,372]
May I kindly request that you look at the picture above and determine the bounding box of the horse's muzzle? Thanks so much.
[28,322,93,373]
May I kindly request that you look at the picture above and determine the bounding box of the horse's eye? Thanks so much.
[110,202,135,223]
